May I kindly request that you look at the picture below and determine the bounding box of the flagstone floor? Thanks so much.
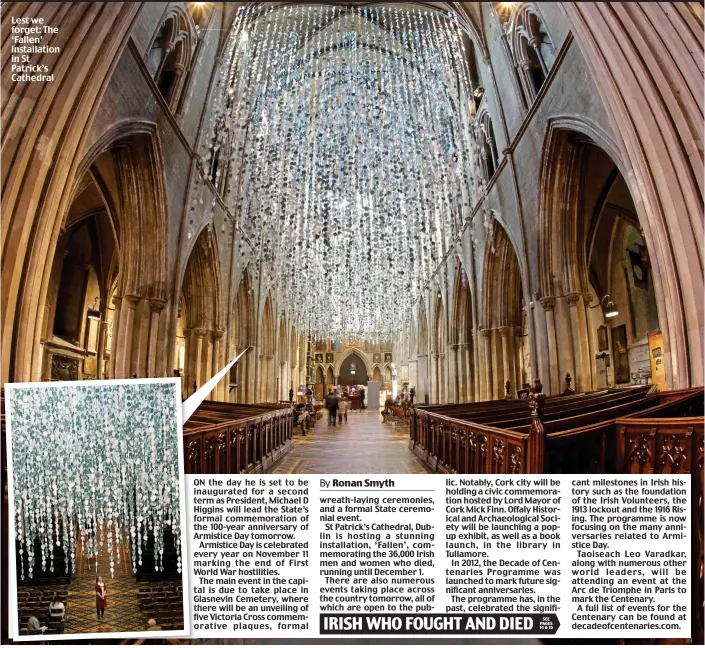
[271,409,429,474]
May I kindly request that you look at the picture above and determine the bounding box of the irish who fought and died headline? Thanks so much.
[186,473,692,640]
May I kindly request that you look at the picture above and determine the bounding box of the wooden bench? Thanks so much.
[183,399,294,473]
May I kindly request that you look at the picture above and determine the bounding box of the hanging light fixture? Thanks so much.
[603,295,619,318]
[9,382,182,580]
[204,4,480,342]
[589,294,619,319]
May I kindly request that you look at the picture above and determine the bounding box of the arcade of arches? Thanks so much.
[2,2,703,406]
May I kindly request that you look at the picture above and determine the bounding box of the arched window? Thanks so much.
[149,9,196,111]
[476,107,499,182]
[498,3,556,105]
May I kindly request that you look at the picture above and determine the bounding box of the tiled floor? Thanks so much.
[271,409,429,474]
[18,532,184,636]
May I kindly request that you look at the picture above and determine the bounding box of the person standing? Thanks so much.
[325,389,339,427]
[49,594,66,621]
[339,394,349,423]
[359,386,366,410]
[95,576,107,619]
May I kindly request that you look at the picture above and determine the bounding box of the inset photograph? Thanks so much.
[6,379,189,641]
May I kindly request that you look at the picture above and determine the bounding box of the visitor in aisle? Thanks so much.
[359,386,366,410]
[339,394,349,423]
[325,389,339,426]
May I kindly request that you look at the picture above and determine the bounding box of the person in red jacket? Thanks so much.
[95,576,107,619]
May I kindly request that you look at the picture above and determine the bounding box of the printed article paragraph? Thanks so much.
[187,474,691,639]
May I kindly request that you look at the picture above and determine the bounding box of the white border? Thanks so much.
[6,377,191,641]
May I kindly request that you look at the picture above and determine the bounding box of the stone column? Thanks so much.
[131,298,151,378]
[203,331,214,392]
[529,36,549,77]
[109,296,122,379]
[448,344,458,403]
[114,294,139,379]
[480,329,492,401]
[192,328,206,393]
[430,352,439,404]
[500,326,512,394]
[472,329,481,402]
[464,340,474,402]
[519,58,537,97]
[212,330,225,401]
[147,299,166,378]
[540,297,560,395]
[566,292,592,393]
[457,343,468,403]
[513,326,523,391]
[156,303,170,377]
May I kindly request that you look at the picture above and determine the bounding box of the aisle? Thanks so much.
[271,409,429,474]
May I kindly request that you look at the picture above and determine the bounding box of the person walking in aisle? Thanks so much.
[325,389,339,427]
[339,393,349,423]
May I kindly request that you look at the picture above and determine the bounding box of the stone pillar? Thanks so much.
[457,343,468,403]
[156,303,170,377]
[540,297,560,395]
[192,328,206,393]
[464,340,474,402]
[566,292,592,393]
[472,329,481,402]
[430,352,439,404]
[448,344,458,403]
[480,329,492,401]
[114,294,139,379]
[500,326,512,394]
[147,299,166,378]
[212,330,225,401]
[529,36,549,77]
[513,326,523,391]
[491,330,503,400]
[131,298,151,378]
[203,331,214,392]
[519,58,537,96]
[109,296,122,379]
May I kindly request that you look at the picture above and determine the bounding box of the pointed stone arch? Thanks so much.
[537,116,677,392]
[430,292,447,403]
[481,218,525,400]
[451,263,476,402]
[229,269,255,402]
[33,121,170,383]
[179,223,224,397]
[335,348,372,380]
[257,293,275,402]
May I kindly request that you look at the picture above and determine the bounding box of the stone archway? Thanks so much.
[178,224,224,398]
[481,219,525,400]
[337,350,370,386]
[335,348,372,385]
[537,120,670,393]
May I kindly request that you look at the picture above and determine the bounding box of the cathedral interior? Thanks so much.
[1,0,704,643]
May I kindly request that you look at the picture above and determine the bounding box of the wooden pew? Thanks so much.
[183,400,294,474]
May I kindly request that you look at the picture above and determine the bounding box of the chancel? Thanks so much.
[1,1,703,642]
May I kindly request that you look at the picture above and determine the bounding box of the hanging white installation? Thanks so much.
[9,382,182,580]
[205,4,480,342]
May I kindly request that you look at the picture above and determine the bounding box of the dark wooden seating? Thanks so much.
[410,382,704,645]
[137,583,184,627]
[16,587,68,634]
[183,400,294,474]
